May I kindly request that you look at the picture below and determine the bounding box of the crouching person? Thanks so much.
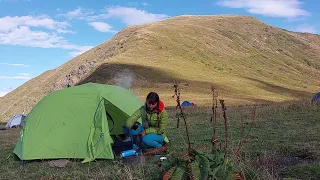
[126,92,169,149]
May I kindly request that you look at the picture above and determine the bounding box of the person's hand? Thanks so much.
[141,130,146,137]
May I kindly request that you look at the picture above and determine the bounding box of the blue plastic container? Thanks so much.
[120,149,136,158]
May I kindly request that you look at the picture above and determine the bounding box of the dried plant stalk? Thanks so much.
[173,80,181,128]
[211,86,217,148]
[219,99,228,168]
[173,80,191,151]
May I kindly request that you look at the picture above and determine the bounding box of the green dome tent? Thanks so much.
[13,83,142,163]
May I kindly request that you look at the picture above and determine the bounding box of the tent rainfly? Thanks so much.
[13,83,142,163]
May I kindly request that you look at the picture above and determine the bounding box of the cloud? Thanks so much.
[68,51,83,58]
[295,24,317,34]
[0,73,31,80]
[58,6,169,26]
[1,26,65,48]
[17,72,30,76]
[0,76,30,80]
[217,0,309,18]
[0,8,166,55]
[0,15,87,51]
[59,7,95,20]
[0,62,30,67]
[0,87,14,97]
[68,45,94,58]
[142,2,149,6]
[56,29,76,34]
[0,15,69,32]
[0,16,91,53]
[89,22,116,33]
[104,7,169,25]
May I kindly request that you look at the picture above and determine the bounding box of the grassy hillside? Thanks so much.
[1,15,320,122]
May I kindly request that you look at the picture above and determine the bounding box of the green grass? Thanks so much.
[1,101,320,179]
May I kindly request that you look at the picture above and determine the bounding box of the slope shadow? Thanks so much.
[76,63,224,94]
[243,76,314,99]
[76,63,305,104]
[77,63,177,85]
